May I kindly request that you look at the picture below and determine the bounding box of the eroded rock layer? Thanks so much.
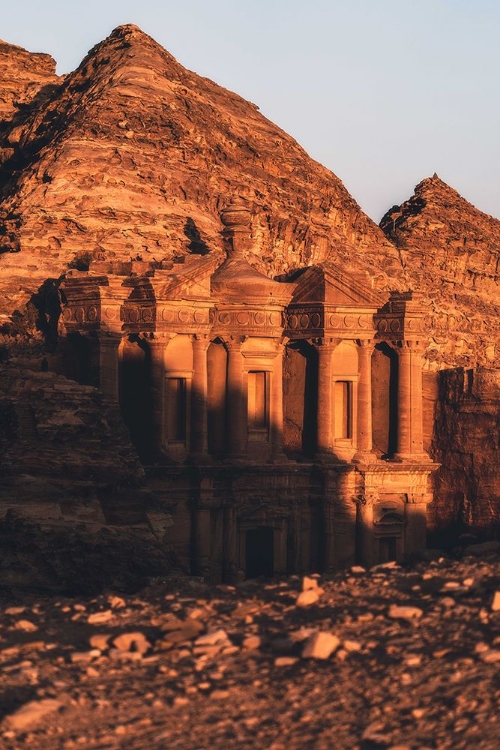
[0,24,401,323]
[381,175,500,369]
[0,364,175,592]
[0,40,59,127]
[429,368,500,539]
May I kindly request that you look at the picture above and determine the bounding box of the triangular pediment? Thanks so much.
[151,256,219,301]
[291,264,384,308]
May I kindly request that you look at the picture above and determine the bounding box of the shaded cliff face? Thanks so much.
[381,175,500,369]
[0,40,60,127]
[0,25,401,321]
[0,365,146,526]
[427,368,500,541]
[0,363,176,593]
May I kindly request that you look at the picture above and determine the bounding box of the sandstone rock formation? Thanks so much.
[0,26,499,578]
[0,24,401,324]
[0,40,60,132]
[381,178,500,536]
[0,364,175,593]
[429,367,500,539]
[381,175,500,369]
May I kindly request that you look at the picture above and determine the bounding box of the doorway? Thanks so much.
[379,536,398,563]
[245,527,274,578]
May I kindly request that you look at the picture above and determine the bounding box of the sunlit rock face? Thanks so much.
[381,176,500,537]
[0,25,499,574]
[0,39,59,127]
[381,174,500,369]
[0,24,400,321]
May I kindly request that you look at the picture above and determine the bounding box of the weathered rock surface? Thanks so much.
[0,363,176,593]
[428,367,500,539]
[0,24,401,323]
[1,555,499,748]
[0,26,499,560]
[0,40,60,134]
[381,175,500,368]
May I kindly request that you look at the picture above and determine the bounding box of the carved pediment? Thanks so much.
[291,264,385,308]
[152,256,219,301]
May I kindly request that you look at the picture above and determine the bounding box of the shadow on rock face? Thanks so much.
[0,512,181,597]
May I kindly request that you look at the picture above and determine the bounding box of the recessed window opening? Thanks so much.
[248,371,268,429]
[334,380,352,439]
[166,377,187,440]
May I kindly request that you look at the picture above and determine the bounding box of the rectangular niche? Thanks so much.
[334,380,352,439]
[166,377,187,441]
[248,371,269,433]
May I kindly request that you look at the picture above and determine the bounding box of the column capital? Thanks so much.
[222,334,247,350]
[150,332,176,344]
[312,336,341,352]
[357,338,376,351]
[391,339,426,354]
[96,330,123,341]
[191,333,211,348]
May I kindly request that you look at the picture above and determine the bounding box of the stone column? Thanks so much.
[395,341,412,458]
[223,506,239,582]
[323,499,336,573]
[395,340,426,459]
[225,336,247,458]
[190,334,210,456]
[194,506,211,578]
[354,339,375,461]
[98,333,121,400]
[356,495,376,568]
[405,497,427,555]
[316,340,337,455]
[148,334,171,453]
[270,342,285,459]
[410,342,425,456]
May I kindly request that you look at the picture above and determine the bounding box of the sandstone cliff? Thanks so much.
[381,175,500,369]
[0,24,401,324]
[1,27,499,557]
[384,178,500,537]
[0,363,175,592]
[0,40,60,129]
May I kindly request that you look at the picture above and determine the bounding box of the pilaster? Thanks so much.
[353,339,376,462]
[315,338,339,457]
[224,336,247,458]
[190,334,210,457]
[97,332,122,401]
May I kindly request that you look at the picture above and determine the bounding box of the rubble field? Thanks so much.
[1,549,500,749]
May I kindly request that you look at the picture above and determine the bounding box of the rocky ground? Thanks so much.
[1,548,499,749]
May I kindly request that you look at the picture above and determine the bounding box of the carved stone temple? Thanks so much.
[59,200,438,581]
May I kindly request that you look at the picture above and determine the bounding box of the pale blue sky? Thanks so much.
[2,0,499,221]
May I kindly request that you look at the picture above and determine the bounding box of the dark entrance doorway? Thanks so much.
[119,337,155,462]
[379,536,398,563]
[245,527,274,578]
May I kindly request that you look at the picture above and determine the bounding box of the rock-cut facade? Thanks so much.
[60,199,438,581]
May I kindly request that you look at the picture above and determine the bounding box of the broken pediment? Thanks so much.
[290,264,386,309]
[151,256,219,301]
[211,258,295,306]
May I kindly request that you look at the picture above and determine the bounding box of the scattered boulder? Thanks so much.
[302,632,340,660]
[4,699,63,731]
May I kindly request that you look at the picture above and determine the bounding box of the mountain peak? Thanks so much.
[379,175,500,327]
[0,23,399,303]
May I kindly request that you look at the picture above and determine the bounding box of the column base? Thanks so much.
[352,450,378,465]
[188,452,213,466]
[314,451,347,466]
[392,452,433,463]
